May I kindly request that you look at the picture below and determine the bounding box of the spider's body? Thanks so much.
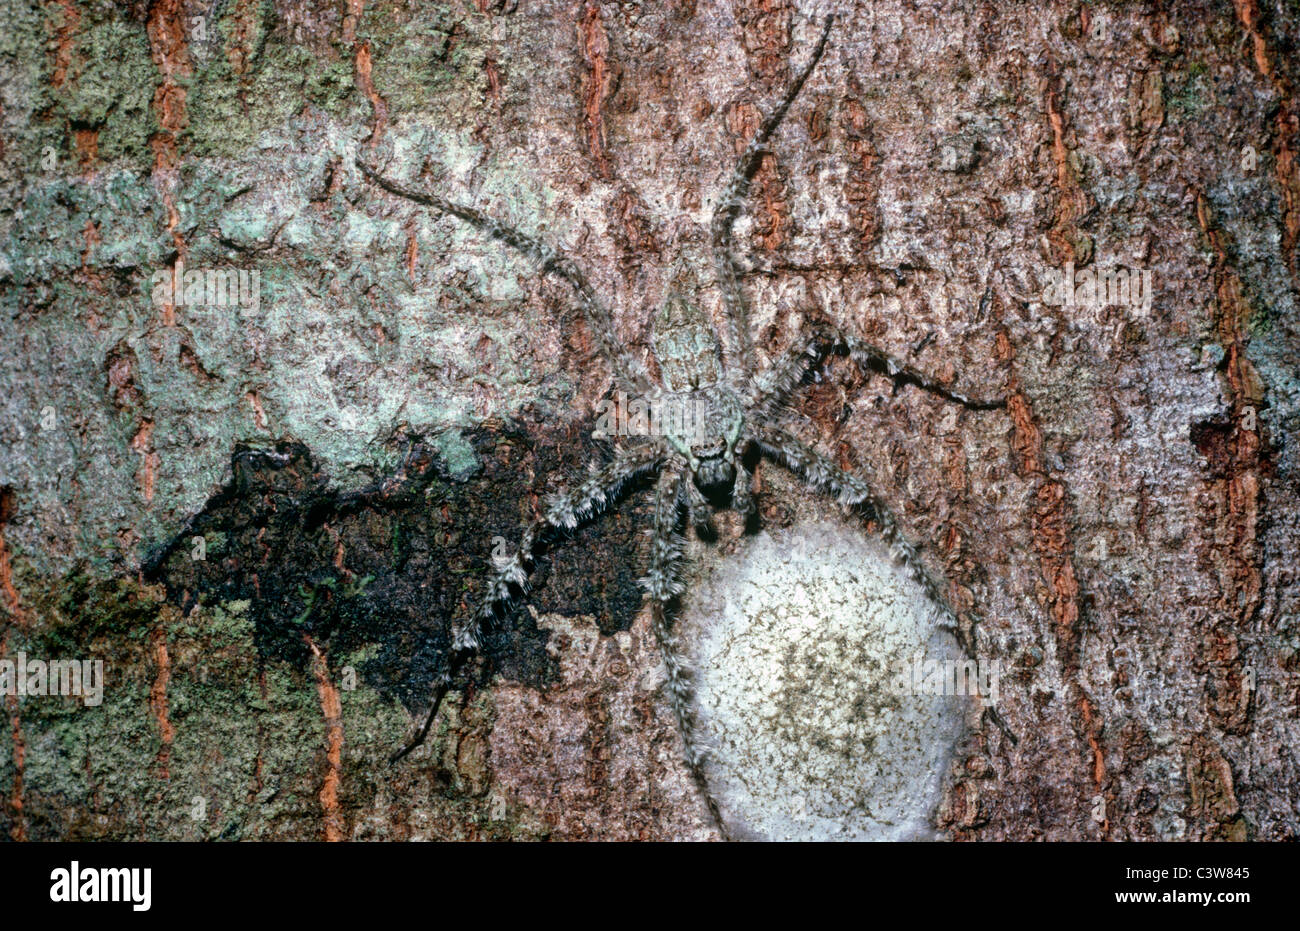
[648,288,743,483]
[358,15,1004,837]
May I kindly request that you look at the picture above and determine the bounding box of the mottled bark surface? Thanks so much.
[0,0,1297,840]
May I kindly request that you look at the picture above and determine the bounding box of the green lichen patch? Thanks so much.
[29,573,162,656]
[356,2,487,117]
[44,8,156,165]
[1164,61,1214,118]
[184,2,360,160]
[5,170,169,291]
[0,565,481,840]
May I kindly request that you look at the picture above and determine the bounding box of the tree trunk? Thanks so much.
[1,0,1297,841]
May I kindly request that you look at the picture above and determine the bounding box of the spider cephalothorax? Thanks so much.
[358,14,1005,838]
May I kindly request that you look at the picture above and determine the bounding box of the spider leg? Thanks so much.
[710,15,833,389]
[681,474,716,538]
[749,424,959,628]
[356,158,652,396]
[750,324,1007,417]
[839,330,1006,410]
[642,465,728,838]
[731,454,756,522]
[748,326,835,416]
[390,442,664,764]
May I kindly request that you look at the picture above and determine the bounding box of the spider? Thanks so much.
[357,15,1005,837]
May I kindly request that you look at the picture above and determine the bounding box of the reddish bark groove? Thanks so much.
[0,488,21,624]
[344,0,389,145]
[148,626,175,779]
[1192,194,1266,739]
[342,0,364,46]
[306,635,346,842]
[994,322,1107,836]
[354,42,389,146]
[1042,63,1092,265]
[404,218,419,285]
[1233,0,1300,283]
[72,127,97,171]
[579,0,613,177]
[145,0,191,172]
[225,0,260,76]
[49,0,80,90]
[145,0,193,328]
[0,487,24,841]
[736,0,793,87]
[1027,51,1115,823]
[729,1,802,255]
[130,419,158,504]
[49,1,100,173]
[839,94,881,253]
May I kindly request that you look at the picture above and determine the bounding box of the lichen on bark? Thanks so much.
[1,0,1298,841]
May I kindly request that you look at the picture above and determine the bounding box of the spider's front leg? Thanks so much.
[641,465,728,838]
[749,424,957,629]
[711,15,834,388]
[390,443,664,763]
[749,324,1007,418]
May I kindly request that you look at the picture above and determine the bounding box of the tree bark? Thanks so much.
[0,0,1297,840]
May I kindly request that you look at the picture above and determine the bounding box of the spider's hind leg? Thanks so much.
[642,466,729,838]
[710,15,834,387]
[390,444,664,764]
[731,456,757,525]
[356,158,651,396]
[681,475,717,540]
[750,324,1006,417]
[749,424,960,630]
[839,331,1006,410]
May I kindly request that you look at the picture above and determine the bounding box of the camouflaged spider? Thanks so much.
[358,15,1004,836]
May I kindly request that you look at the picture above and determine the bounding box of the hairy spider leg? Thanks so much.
[749,424,961,638]
[356,158,652,396]
[731,456,756,521]
[710,14,835,389]
[750,323,1007,419]
[642,466,729,838]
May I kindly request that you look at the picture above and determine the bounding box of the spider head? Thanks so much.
[665,387,744,492]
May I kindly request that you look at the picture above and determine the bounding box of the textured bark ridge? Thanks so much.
[0,0,1297,840]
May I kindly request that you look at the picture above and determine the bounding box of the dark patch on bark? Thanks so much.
[141,409,650,713]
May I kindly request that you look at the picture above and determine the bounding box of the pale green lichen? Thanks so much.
[0,569,494,840]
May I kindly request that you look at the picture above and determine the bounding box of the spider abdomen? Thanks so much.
[652,292,723,393]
